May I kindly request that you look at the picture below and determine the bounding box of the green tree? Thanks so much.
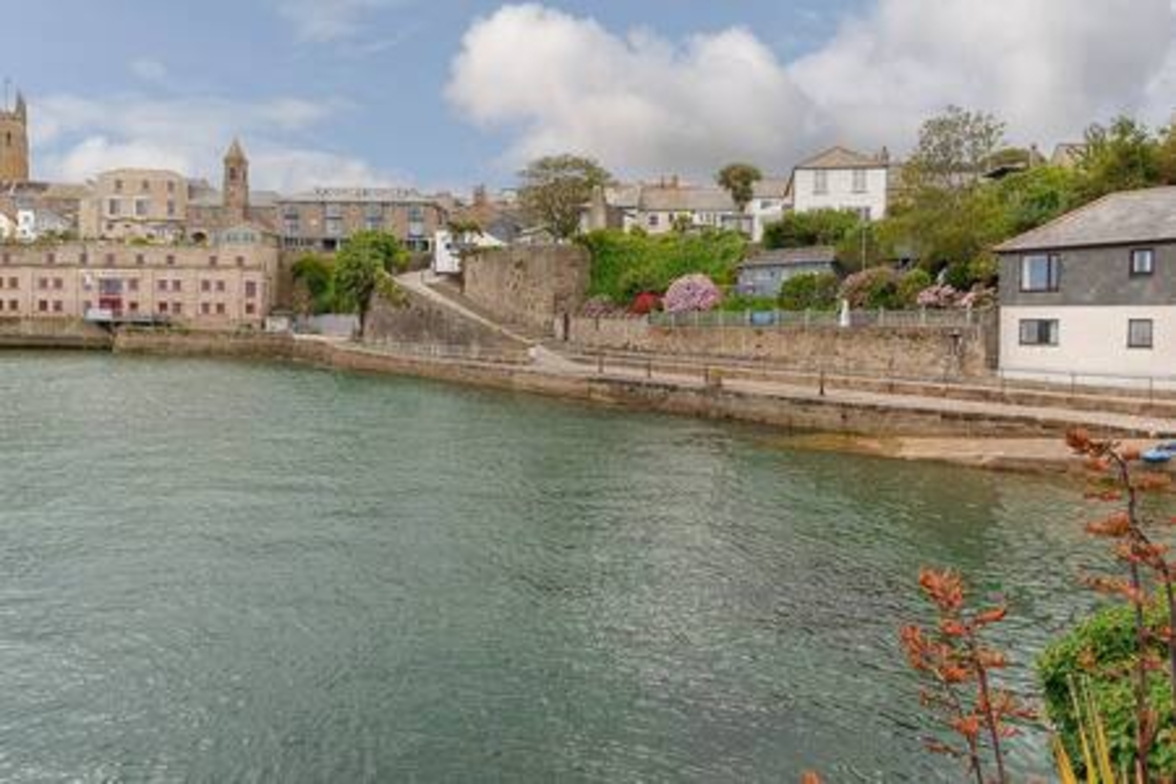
[716,162,763,213]
[995,165,1081,234]
[291,253,336,315]
[1077,116,1162,202]
[905,106,1006,192]
[763,209,863,250]
[777,272,840,311]
[334,231,410,334]
[518,154,612,240]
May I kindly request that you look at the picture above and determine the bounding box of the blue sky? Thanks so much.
[4,0,1174,193]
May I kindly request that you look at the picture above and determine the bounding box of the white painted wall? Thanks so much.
[16,209,36,242]
[432,229,504,275]
[0,213,14,240]
[792,167,888,221]
[1000,305,1176,387]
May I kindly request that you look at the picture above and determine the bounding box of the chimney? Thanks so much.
[879,146,890,164]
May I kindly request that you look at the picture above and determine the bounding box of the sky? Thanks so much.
[3,0,1176,194]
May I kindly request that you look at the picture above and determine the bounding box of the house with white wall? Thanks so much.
[994,186,1176,387]
[747,177,790,242]
[432,228,505,275]
[787,146,890,222]
[0,208,15,241]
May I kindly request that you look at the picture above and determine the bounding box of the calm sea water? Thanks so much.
[0,351,1109,781]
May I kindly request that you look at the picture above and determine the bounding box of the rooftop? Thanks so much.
[638,185,737,212]
[740,246,837,268]
[281,186,436,205]
[795,146,887,170]
[995,187,1176,252]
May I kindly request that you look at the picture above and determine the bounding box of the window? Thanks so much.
[201,279,211,293]
[201,302,211,315]
[236,256,245,267]
[158,279,168,292]
[1128,319,1154,349]
[167,180,176,194]
[128,302,138,313]
[114,179,123,193]
[245,303,256,315]
[6,277,14,289]
[79,253,88,265]
[215,280,226,293]
[1019,319,1059,346]
[167,200,176,217]
[244,281,257,299]
[53,278,63,290]
[52,301,63,313]
[209,255,218,267]
[852,169,868,193]
[105,253,116,266]
[158,302,168,314]
[813,170,828,195]
[1020,254,1060,292]
[215,303,226,315]
[1131,248,1155,276]
[37,300,47,312]
[37,278,47,290]
[108,198,120,217]
[46,252,55,264]
[128,279,139,292]
[171,280,181,292]
[135,199,148,217]
[8,300,17,311]
[172,302,183,315]
[136,254,145,265]
[166,255,175,266]
[648,214,659,228]
[324,217,343,237]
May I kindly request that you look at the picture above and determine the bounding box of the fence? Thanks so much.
[648,307,983,330]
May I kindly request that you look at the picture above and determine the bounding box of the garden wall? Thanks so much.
[567,316,995,380]
[462,245,590,334]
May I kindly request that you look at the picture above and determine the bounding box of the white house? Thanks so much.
[995,187,1176,388]
[432,228,505,276]
[788,146,890,222]
[747,177,791,242]
[582,179,747,235]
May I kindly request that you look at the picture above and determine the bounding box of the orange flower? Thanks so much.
[973,606,1007,626]
[1086,512,1131,538]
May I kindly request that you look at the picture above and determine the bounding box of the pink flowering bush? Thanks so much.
[580,295,624,318]
[916,284,959,309]
[958,287,996,309]
[840,266,900,309]
[663,274,722,313]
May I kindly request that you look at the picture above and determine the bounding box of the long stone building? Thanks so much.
[0,226,280,329]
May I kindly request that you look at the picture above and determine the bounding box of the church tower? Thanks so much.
[223,138,249,221]
[0,90,30,183]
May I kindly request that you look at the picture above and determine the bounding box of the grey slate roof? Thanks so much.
[739,246,837,268]
[994,187,1176,253]
[795,146,885,170]
[638,186,737,212]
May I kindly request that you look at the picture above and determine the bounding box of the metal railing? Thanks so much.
[647,308,983,329]
[364,338,530,365]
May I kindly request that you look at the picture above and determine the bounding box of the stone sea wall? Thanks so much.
[462,245,590,334]
[567,317,993,379]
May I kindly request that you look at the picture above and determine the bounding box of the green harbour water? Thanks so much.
[0,351,1108,781]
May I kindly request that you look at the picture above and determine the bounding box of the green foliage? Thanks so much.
[1077,116,1163,202]
[840,266,902,309]
[1039,603,1176,777]
[996,165,1082,234]
[896,268,933,307]
[578,228,746,303]
[716,163,763,212]
[763,209,863,250]
[334,231,410,330]
[777,272,840,311]
[291,253,337,315]
[905,105,1006,191]
[518,154,612,240]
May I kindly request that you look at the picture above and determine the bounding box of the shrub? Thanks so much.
[839,266,901,309]
[917,283,959,309]
[778,273,840,311]
[944,260,976,291]
[1039,602,1175,777]
[721,294,778,313]
[579,229,746,302]
[630,291,662,315]
[663,274,721,313]
[896,269,933,308]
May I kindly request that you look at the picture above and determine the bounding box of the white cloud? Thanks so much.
[29,93,391,191]
[275,0,410,43]
[446,2,1176,178]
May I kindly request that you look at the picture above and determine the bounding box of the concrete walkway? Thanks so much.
[396,271,584,373]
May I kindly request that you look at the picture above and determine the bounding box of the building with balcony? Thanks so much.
[275,187,445,253]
